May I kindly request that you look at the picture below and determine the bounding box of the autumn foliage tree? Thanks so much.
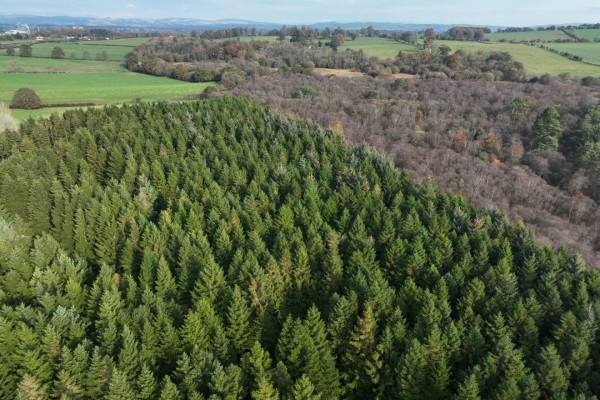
[51,46,65,59]
[10,88,42,109]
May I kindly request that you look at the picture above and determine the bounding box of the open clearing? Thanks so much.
[230,35,282,42]
[313,68,418,79]
[391,73,418,79]
[338,37,420,58]
[313,68,367,78]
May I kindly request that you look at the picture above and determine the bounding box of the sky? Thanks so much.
[1,0,599,26]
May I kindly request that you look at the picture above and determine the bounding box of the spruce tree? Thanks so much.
[107,369,136,400]
[159,375,181,400]
[136,364,156,400]
[226,286,253,356]
[454,372,480,400]
[251,376,280,400]
[291,374,321,400]
[118,325,141,382]
[532,106,563,151]
[536,344,569,398]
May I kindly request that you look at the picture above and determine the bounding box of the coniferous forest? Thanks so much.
[0,97,599,399]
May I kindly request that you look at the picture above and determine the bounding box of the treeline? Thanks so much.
[230,72,600,264]
[497,23,600,32]
[0,98,599,399]
[536,44,585,62]
[2,27,159,41]
[440,27,489,42]
[125,35,526,83]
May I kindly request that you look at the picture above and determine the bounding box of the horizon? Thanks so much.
[1,0,599,27]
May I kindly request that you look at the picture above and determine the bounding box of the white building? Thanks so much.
[4,29,29,35]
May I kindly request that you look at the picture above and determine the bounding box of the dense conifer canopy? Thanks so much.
[0,98,598,399]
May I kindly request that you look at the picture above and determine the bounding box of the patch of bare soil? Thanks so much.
[391,73,418,79]
[313,68,368,78]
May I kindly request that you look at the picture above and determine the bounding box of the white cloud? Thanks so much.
[126,3,137,9]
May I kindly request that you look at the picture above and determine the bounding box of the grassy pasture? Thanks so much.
[0,54,213,120]
[22,38,149,61]
[0,55,122,73]
[0,72,213,105]
[338,37,419,58]
[544,43,600,65]
[438,40,600,77]
[574,29,600,41]
[91,38,152,46]
[486,30,571,42]
[231,35,282,42]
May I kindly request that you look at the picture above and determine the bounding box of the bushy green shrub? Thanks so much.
[363,90,380,99]
[292,85,318,98]
[192,68,216,82]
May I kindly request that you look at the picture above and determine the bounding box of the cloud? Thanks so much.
[126,3,137,9]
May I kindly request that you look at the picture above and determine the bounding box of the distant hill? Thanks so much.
[0,14,498,32]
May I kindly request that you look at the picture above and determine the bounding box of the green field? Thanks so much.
[544,42,600,65]
[438,40,600,77]
[16,38,150,61]
[0,72,212,105]
[232,35,282,42]
[338,37,419,58]
[93,38,152,46]
[487,30,572,42]
[9,106,100,121]
[574,29,600,41]
[0,54,123,73]
[0,54,213,120]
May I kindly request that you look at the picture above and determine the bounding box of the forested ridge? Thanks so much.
[120,33,600,264]
[0,98,599,399]
[231,74,600,265]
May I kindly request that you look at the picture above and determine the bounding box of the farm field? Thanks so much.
[438,40,600,77]
[486,30,571,42]
[0,72,212,105]
[338,37,419,58]
[232,35,282,42]
[544,42,600,65]
[0,55,122,73]
[0,54,213,119]
[15,38,149,61]
[574,29,600,41]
